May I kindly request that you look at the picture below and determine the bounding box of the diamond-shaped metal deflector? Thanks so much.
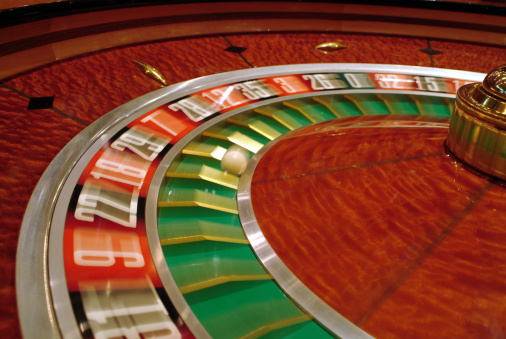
[27,96,54,110]
[419,48,442,56]
[225,45,247,54]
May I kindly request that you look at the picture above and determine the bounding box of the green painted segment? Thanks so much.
[348,93,391,115]
[161,177,237,200]
[159,206,239,223]
[315,95,363,118]
[261,321,336,339]
[157,94,455,338]
[303,104,339,122]
[160,187,238,213]
[162,242,267,290]
[184,280,314,339]
[183,138,232,159]
[284,98,336,122]
[158,218,246,243]
[218,124,271,145]
[168,155,240,189]
[273,108,313,128]
[245,115,290,136]
[197,137,232,148]
[415,96,452,117]
[255,103,312,129]
[172,155,223,172]
[378,94,420,115]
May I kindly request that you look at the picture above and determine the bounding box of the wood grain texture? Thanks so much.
[250,116,506,338]
[3,34,249,337]
[253,116,448,183]
[2,30,506,338]
[227,33,431,68]
[363,183,506,338]
[0,86,84,338]
[431,40,506,73]
[6,36,248,124]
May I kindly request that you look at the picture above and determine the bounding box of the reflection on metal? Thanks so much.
[463,64,506,117]
[240,314,310,339]
[316,42,347,54]
[483,64,506,100]
[445,97,454,113]
[203,128,264,153]
[182,141,228,160]
[166,164,239,189]
[132,60,168,86]
[238,134,375,339]
[159,189,239,214]
[447,64,506,180]
[22,64,483,339]
[180,274,272,294]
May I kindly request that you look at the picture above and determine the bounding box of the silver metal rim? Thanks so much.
[236,116,450,338]
[16,63,485,338]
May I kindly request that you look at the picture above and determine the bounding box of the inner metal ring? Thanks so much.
[237,129,373,339]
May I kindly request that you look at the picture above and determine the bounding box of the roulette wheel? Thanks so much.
[1,1,506,338]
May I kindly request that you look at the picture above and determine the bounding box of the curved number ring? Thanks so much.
[18,64,484,339]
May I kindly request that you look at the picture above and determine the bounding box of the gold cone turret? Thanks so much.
[447,65,506,180]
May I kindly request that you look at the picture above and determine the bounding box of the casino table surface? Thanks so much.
[1,1,506,338]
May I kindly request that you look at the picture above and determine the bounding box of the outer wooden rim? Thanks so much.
[1,1,506,80]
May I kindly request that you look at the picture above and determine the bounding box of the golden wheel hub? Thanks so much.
[447,65,506,180]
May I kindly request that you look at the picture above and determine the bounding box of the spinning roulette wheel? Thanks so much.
[13,64,506,339]
[1,1,506,339]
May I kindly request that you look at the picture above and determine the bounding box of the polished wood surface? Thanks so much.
[0,35,244,338]
[2,2,506,80]
[251,116,506,338]
[1,11,505,336]
[0,88,85,337]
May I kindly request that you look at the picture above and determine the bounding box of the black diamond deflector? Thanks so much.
[225,46,247,54]
[419,48,442,56]
[28,96,54,110]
